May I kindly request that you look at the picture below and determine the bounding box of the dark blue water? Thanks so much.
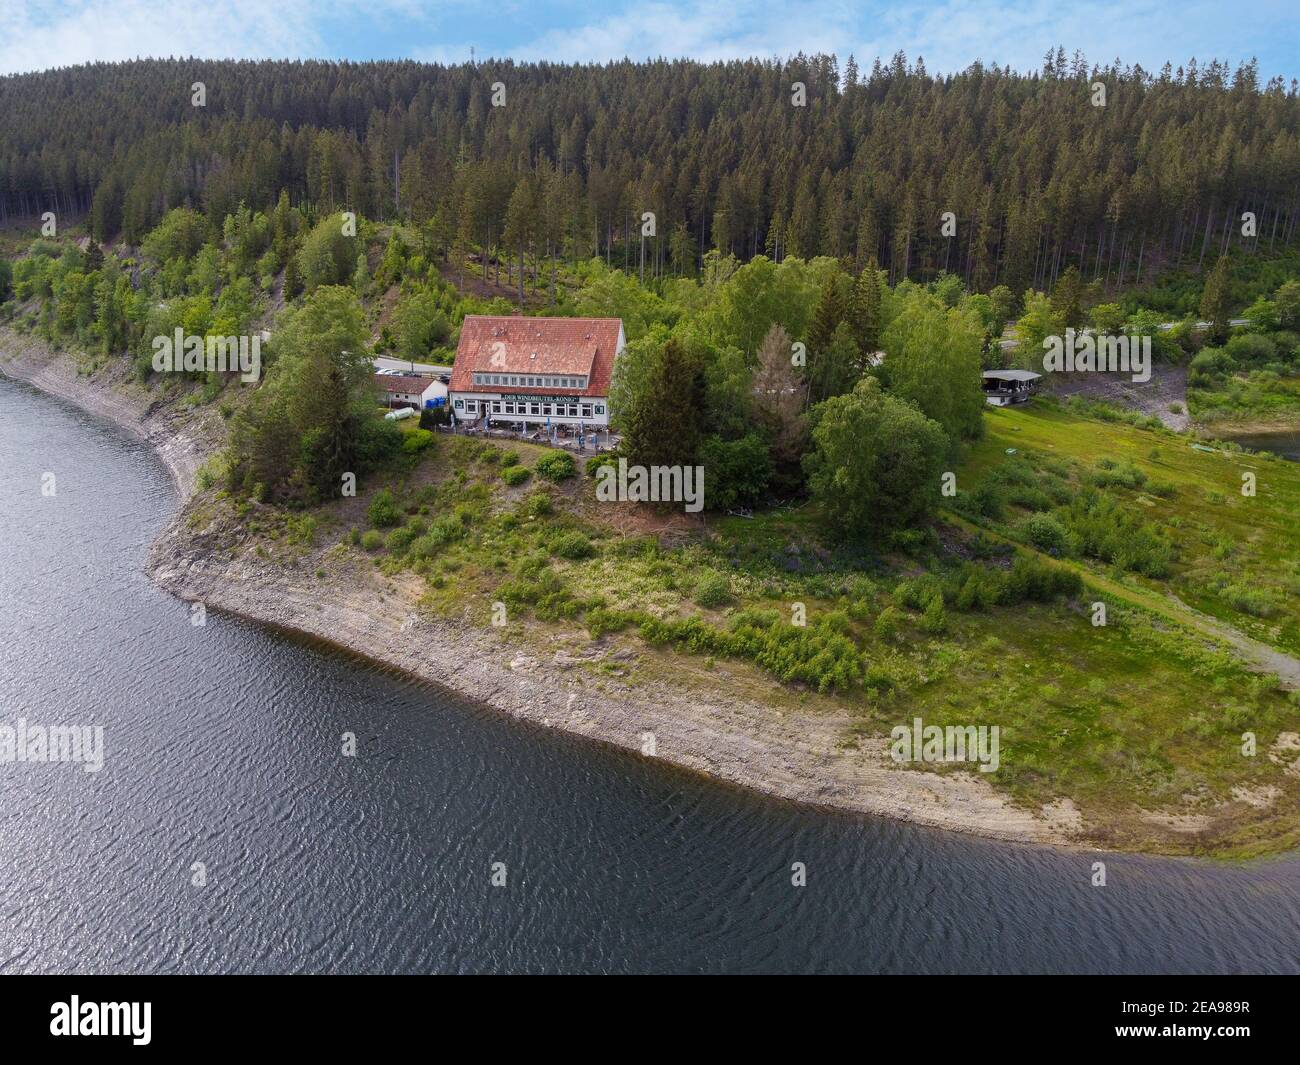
[1225,429,1300,461]
[2,374,1299,974]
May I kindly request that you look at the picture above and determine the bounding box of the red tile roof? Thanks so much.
[449,315,623,398]
[374,374,432,394]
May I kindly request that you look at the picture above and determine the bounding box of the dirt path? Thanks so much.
[944,512,1300,689]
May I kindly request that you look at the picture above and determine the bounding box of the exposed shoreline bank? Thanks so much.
[0,328,1096,851]
[16,330,1300,858]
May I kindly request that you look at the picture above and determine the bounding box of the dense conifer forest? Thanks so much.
[3,52,1299,292]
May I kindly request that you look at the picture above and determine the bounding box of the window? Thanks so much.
[504,402,515,415]
[466,400,477,413]
[581,404,592,418]
[491,401,502,413]
[567,404,578,417]
[529,403,540,415]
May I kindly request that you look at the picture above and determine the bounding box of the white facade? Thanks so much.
[451,392,610,427]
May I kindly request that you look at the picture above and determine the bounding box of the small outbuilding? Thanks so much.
[375,374,446,411]
[982,369,1041,406]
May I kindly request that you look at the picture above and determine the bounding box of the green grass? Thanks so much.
[961,402,1300,655]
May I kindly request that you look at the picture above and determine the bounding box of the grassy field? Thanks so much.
[960,400,1300,657]
[214,414,1300,857]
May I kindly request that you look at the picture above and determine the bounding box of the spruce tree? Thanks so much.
[622,339,707,469]
[847,258,883,358]
[1199,254,1232,344]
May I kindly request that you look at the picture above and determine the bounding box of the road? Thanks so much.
[373,356,453,376]
[999,318,1251,350]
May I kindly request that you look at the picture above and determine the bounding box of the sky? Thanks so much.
[2,0,1298,82]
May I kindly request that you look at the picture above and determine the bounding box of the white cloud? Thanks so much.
[0,0,317,74]
[3,0,1291,79]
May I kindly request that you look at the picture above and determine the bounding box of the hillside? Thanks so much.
[3,54,1299,298]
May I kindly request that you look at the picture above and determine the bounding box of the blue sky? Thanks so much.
[3,1,1298,81]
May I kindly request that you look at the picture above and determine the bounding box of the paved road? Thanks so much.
[373,356,453,376]
[999,318,1251,350]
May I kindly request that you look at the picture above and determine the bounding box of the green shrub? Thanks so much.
[408,534,439,561]
[874,605,902,641]
[402,428,435,454]
[1089,458,1147,490]
[1021,512,1071,553]
[427,515,465,548]
[535,450,576,482]
[1221,582,1280,618]
[385,525,417,553]
[521,490,553,518]
[919,595,948,634]
[550,531,594,560]
[360,530,383,551]
[1062,494,1173,577]
[499,451,521,468]
[368,489,402,528]
[501,465,531,487]
[965,481,1005,519]
[896,574,944,611]
[694,569,732,608]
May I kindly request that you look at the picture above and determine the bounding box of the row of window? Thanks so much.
[471,372,588,389]
[454,399,605,418]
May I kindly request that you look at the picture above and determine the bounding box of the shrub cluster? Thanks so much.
[535,450,577,482]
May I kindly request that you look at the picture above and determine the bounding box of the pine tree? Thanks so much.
[808,321,862,405]
[807,274,846,358]
[847,258,883,358]
[502,177,536,306]
[1050,265,1085,329]
[622,339,707,470]
[1199,254,1232,343]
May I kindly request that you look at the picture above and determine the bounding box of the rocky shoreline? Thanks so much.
[2,328,1088,849]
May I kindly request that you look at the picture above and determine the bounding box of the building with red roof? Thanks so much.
[374,373,445,410]
[448,315,624,431]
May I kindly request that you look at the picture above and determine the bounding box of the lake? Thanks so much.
[2,374,1299,974]
[1222,428,1300,461]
